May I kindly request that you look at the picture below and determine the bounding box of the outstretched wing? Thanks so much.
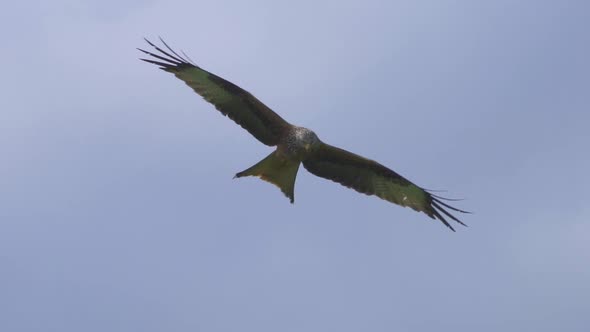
[138,38,291,146]
[303,143,468,231]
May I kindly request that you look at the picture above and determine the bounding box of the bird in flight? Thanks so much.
[138,38,469,231]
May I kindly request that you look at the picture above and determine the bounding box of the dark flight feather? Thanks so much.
[139,38,290,146]
[139,38,470,231]
[303,143,468,231]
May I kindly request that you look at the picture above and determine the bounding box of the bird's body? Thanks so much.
[235,126,319,203]
[281,126,320,159]
[138,38,469,231]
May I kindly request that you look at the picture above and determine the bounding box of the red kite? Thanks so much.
[138,39,469,231]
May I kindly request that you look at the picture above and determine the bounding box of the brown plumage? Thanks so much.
[138,38,470,231]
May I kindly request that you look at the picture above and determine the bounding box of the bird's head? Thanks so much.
[287,126,321,158]
[296,127,320,152]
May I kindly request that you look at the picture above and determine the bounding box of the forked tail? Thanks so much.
[234,151,300,203]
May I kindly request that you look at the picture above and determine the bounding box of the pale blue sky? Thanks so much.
[1,0,589,331]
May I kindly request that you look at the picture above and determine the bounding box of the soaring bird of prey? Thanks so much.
[138,38,469,231]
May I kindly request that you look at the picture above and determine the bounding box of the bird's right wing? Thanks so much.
[138,38,291,146]
[303,143,468,231]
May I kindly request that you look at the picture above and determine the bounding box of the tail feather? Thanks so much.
[235,151,300,203]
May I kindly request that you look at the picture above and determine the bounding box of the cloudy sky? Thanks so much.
[2,0,589,331]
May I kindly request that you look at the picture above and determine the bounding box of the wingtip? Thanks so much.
[138,37,195,69]
[137,47,149,55]
[428,196,471,231]
[430,209,456,232]
[433,198,472,215]
[143,37,156,47]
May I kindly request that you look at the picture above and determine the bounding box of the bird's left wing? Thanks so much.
[303,143,468,231]
[138,38,290,146]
